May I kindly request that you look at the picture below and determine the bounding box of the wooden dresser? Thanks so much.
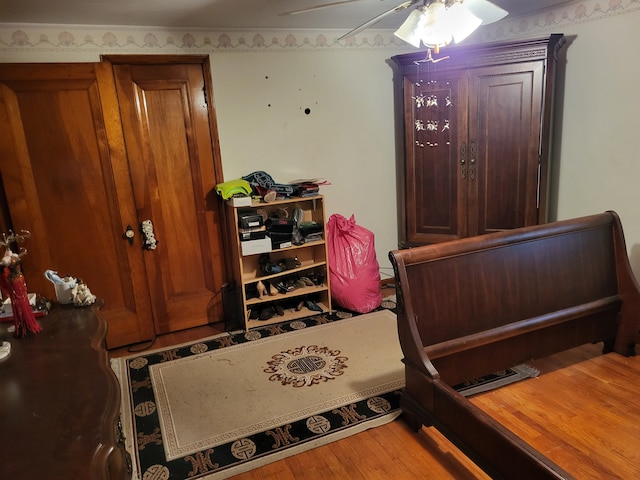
[0,305,130,480]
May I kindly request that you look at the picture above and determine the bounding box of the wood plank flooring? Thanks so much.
[109,296,640,479]
[471,343,640,480]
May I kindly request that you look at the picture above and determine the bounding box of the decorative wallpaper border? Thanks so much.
[0,0,638,54]
[477,0,640,43]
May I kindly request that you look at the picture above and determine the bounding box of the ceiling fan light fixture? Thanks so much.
[445,3,482,43]
[421,1,452,48]
[393,8,429,48]
[393,0,508,50]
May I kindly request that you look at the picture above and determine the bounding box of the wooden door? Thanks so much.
[467,61,545,236]
[401,68,468,246]
[0,63,155,347]
[107,57,227,335]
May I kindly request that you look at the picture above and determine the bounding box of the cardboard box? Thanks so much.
[240,237,272,256]
[227,196,252,207]
[271,239,292,249]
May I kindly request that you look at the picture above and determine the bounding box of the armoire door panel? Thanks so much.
[469,62,544,236]
[111,62,226,335]
[404,72,467,245]
[0,63,155,348]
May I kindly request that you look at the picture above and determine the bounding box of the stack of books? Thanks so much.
[288,178,330,197]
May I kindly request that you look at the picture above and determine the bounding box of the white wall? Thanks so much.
[1,0,639,281]
[210,49,400,279]
[554,12,640,274]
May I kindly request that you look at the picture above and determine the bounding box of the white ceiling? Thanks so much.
[0,0,574,32]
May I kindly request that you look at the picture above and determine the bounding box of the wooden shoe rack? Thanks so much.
[225,195,332,330]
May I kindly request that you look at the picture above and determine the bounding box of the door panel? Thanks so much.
[111,62,226,334]
[468,62,544,235]
[0,63,155,348]
[404,71,467,245]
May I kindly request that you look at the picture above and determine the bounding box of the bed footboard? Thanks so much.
[390,211,640,479]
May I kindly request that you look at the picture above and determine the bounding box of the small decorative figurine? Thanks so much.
[0,230,41,337]
[71,280,96,307]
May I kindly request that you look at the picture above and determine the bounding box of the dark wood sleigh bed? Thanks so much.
[389,211,640,479]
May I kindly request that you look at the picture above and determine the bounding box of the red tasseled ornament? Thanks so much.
[0,266,41,337]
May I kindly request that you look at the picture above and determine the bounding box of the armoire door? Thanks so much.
[401,68,468,246]
[0,63,155,347]
[467,61,545,236]
[106,57,227,335]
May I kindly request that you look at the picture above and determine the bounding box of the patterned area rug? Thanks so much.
[111,301,538,479]
[111,305,404,480]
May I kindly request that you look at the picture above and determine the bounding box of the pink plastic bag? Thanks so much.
[327,214,382,313]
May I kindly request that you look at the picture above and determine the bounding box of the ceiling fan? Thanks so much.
[280,0,508,46]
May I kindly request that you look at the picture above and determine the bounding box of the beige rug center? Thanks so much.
[149,309,404,461]
[265,345,348,387]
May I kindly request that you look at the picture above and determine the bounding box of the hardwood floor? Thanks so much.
[472,343,640,480]
[109,290,640,479]
[228,418,490,480]
[109,321,227,358]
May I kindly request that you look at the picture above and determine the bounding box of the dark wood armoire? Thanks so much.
[0,56,228,348]
[391,34,566,246]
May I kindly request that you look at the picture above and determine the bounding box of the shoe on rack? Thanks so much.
[256,280,268,298]
[299,276,314,286]
[280,256,301,270]
[259,306,275,321]
[274,281,289,294]
[305,300,323,312]
[266,281,278,296]
[245,283,259,299]
[260,254,283,275]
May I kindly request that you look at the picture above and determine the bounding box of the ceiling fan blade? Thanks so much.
[464,0,508,24]
[280,0,367,16]
[338,0,419,40]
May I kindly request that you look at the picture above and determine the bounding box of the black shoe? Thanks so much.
[280,256,301,270]
[274,281,288,294]
[305,300,322,312]
[259,306,275,321]
[299,276,314,286]
[245,283,259,299]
